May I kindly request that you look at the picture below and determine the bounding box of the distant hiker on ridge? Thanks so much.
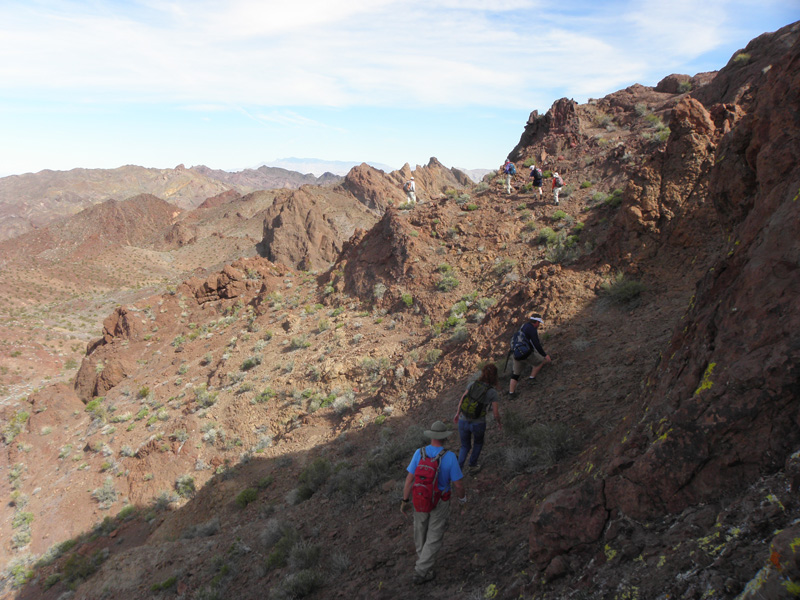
[453,363,502,474]
[403,177,417,204]
[552,171,564,205]
[401,421,466,585]
[530,164,544,197]
[503,159,517,194]
[508,313,552,397]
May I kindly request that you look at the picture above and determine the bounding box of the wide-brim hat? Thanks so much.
[424,420,452,440]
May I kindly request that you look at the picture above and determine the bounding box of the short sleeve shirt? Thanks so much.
[407,445,463,492]
[459,383,499,423]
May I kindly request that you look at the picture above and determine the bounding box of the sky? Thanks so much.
[0,1,797,177]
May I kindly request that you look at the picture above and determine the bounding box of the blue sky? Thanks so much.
[0,1,797,177]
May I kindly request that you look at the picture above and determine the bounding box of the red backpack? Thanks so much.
[412,447,448,512]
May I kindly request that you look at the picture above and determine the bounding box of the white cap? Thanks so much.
[529,314,544,323]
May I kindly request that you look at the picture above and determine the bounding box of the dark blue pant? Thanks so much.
[458,420,487,468]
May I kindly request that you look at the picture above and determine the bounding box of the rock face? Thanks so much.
[258,159,469,271]
[527,20,800,573]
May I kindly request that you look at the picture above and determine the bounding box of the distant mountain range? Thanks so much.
[259,157,490,182]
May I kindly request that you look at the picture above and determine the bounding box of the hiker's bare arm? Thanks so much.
[403,472,414,500]
[452,479,466,501]
[453,391,467,423]
[492,402,502,430]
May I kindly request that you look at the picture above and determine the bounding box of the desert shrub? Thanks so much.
[254,387,276,404]
[678,81,692,93]
[373,283,387,300]
[297,458,332,501]
[634,102,649,117]
[194,384,218,408]
[92,477,118,509]
[328,426,425,504]
[150,576,177,592]
[290,336,311,350]
[265,527,299,570]
[449,326,469,343]
[502,410,576,469]
[62,548,109,589]
[552,210,568,221]
[12,511,33,529]
[401,293,413,308]
[137,386,150,399]
[182,517,220,539]
[492,258,516,277]
[3,410,30,444]
[601,271,648,304]
[269,569,325,600]
[240,355,262,371]
[604,188,624,208]
[436,274,460,292]
[236,488,258,508]
[465,203,478,211]
[537,227,559,245]
[522,220,537,232]
[436,263,452,273]
[288,540,322,571]
[175,475,196,498]
[425,348,443,364]
[580,181,592,189]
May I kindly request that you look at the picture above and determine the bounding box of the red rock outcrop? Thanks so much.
[529,21,800,570]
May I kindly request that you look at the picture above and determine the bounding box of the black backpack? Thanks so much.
[460,381,490,420]
[510,329,533,360]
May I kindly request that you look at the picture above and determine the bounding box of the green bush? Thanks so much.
[604,189,624,208]
[492,258,516,277]
[240,355,262,371]
[436,263,452,273]
[401,293,413,308]
[151,577,177,592]
[537,227,559,245]
[2,410,29,444]
[137,386,150,399]
[601,271,648,304]
[175,475,196,498]
[236,488,258,508]
[297,458,332,501]
[290,336,311,350]
[552,210,567,221]
[254,387,276,404]
[436,274,460,292]
[580,181,592,189]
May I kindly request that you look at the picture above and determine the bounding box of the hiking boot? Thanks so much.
[507,391,517,398]
[413,570,435,585]
[469,464,482,475]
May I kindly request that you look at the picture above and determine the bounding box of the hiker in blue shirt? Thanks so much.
[401,421,466,585]
[509,313,552,397]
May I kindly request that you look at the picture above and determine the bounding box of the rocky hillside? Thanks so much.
[1,21,799,600]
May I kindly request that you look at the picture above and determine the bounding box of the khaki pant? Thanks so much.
[413,499,451,576]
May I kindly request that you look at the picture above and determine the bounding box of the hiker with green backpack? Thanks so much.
[453,363,502,474]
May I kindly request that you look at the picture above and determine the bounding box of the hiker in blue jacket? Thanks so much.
[401,421,466,585]
[509,313,552,397]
